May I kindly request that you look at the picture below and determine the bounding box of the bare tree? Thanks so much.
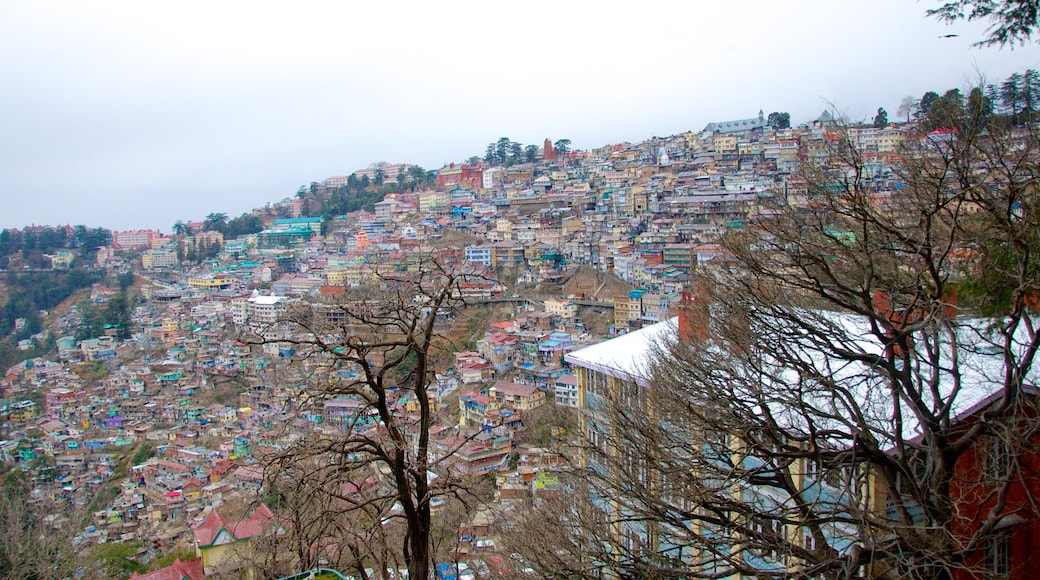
[0,470,85,579]
[254,255,484,579]
[511,108,1040,578]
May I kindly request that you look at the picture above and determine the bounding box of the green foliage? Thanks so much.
[117,271,135,291]
[524,144,539,163]
[929,0,1040,46]
[152,549,198,570]
[263,492,285,510]
[203,212,228,233]
[131,443,155,465]
[75,361,109,383]
[873,107,888,127]
[917,69,1040,131]
[76,291,134,340]
[225,212,264,238]
[0,268,103,368]
[766,111,790,130]
[315,185,387,217]
[87,541,148,578]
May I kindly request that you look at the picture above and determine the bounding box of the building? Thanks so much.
[544,299,578,321]
[192,504,284,577]
[437,163,483,190]
[465,245,493,267]
[129,557,205,580]
[270,217,322,234]
[113,229,161,250]
[489,381,546,412]
[564,317,856,576]
[701,111,767,136]
[142,249,178,269]
[553,373,579,408]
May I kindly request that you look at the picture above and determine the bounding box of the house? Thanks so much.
[129,557,205,580]
[941,387,1040,580]
[192,504,285,577]
[488,381,545,412]
[553,374,579,408]
[459,390,499,429]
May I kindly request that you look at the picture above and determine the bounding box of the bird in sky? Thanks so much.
[939,34,959,38]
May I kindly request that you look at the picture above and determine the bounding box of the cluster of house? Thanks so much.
[79,111,924,336]
[3,111,964,578]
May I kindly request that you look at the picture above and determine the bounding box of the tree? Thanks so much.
[172,221,190,236]
[203,213,228,233]
[897,96,919,123]
[524,144,540,163]
[485,143,497,164]
[766,111,791,130]
[512,112,1040,578]
[0,469,84,579]
[225,212,264,238]
[373,168,386,186]
[873,106,888,127]
[929,0,1040,46]
[920,90,941,120]
[1022,68,1040,120]
[554,138,572,156]
[508,141,523,165]
[407,165,428,189]
[496,137,512,165]
[255,256,484,580]
[924,89,964,129]
[967,86,993,124]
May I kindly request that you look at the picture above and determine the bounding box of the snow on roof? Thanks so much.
[564,318,677,385]
[566,311,1040,445]
[247,294,284,306]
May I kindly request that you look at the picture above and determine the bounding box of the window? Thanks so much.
[706,429,730,454]
[805,457,820,481]
[749,515,783,560]
[987,530,1010,578]
[987,436,1013,483]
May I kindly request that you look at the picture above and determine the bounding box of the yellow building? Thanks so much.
[187,275,237,290]
[193,504,287,578]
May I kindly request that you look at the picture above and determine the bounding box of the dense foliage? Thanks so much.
[0,225,111,269]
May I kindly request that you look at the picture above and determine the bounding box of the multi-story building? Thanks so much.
[564,316,857,577]
[614,296,641,328]
[544,299,577,321]
[489,381,546,412]
[553,373,579,408]
[464,245,493,267]
[269,217,322,234]
[142,248,178,269]
[492,241,525,268]
[112,229,161,250]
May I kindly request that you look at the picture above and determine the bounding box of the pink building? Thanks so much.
[112,229,161,250]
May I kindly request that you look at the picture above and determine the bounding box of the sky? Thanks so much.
[2,1,1040,233]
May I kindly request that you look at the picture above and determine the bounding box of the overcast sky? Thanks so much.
[2,1,1039,233]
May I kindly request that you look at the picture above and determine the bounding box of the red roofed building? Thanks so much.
[192,504,284,577]
[437,163,483,190]
[129,557,205,580]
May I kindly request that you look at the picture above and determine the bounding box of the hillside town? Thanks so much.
[3,92,1040,580]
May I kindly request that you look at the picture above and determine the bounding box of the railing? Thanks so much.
[277,568,350,580]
